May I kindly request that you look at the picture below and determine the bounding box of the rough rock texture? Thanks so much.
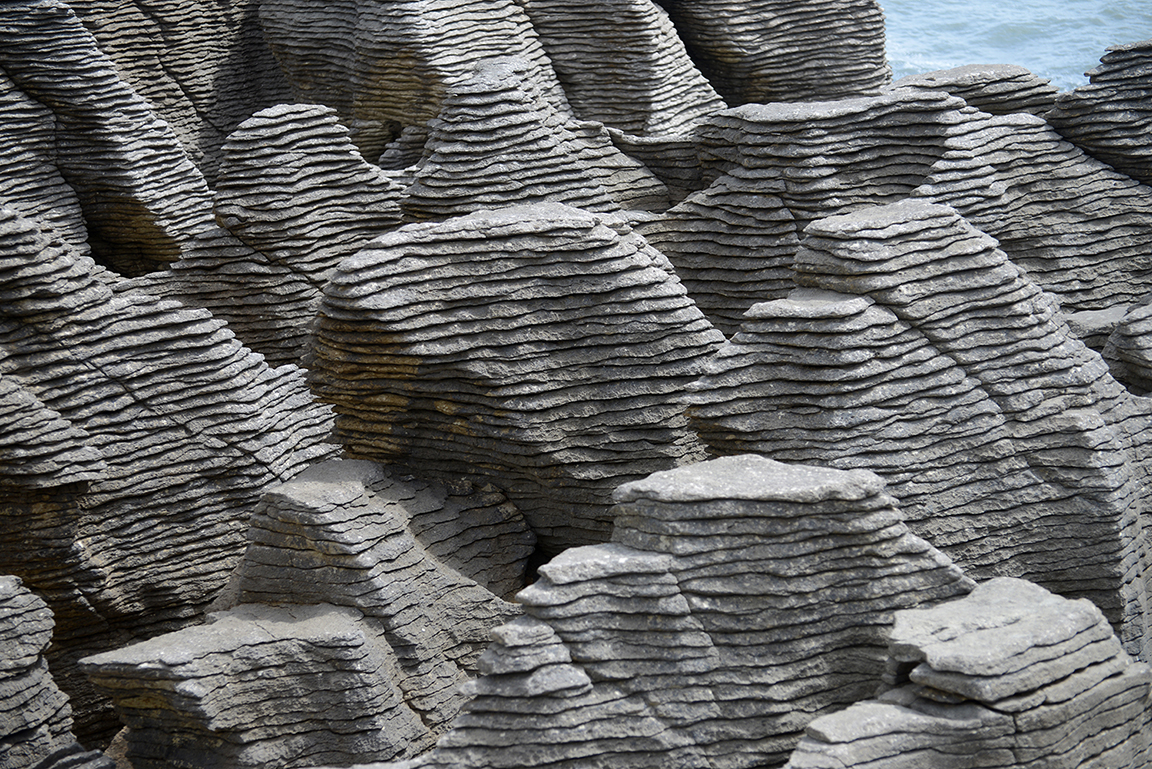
[517,0,725,134]
[785,578,1152,769]
[81,459,525,768]
[653,0,890,104]
[258,0,570,161]
[67,0,294,183]
[0,0,215,276]
[1105,300,1152,395]
[1048,39,1152,186]
[892,64,1059,117]
[0,205,337,742]
[394,456,973,769]
[130,103,406,366]
[309,202,723,551]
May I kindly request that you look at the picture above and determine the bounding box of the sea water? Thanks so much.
[882,0,1152,91]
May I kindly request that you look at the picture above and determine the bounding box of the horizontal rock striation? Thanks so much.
[0,205,337,742]
[309,202,723,551]
[81,458,526,768]
[891,64,1059,117]
[402,456,973,769]
[258,0,570,161]
[518,0,725,135]
[1048,39,1152,186]
[0,0,214,276]
[786,578,1152,769]
[653,0,890,105]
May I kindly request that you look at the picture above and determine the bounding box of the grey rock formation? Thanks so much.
[892,63,1059,117]
[0,0,214,276]
[309,202,723,551]
[518,0,725,134]
[258,0,570,161]
[1048,39,1152,186]
[392,456,973,769]
[785,578,1152,769]
[687,199,1152,658]
[67,0,293,183]
[653,0,890,104]
[131,103,406,366]
[81,459,525,768]
[0,205,337,742]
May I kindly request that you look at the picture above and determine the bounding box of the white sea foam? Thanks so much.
[882,0,1152,91]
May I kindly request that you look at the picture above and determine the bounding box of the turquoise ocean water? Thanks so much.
[882,0,1152,91]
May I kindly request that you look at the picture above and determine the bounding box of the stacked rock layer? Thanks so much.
[404,455,973,769]
[309,202,723,551]
[786,578,1152,768]
[81,459,526,768]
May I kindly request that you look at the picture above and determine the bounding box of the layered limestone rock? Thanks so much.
[517,0,725,134]
[67,0,293,182]
[892,63,1059,117]
[0,205,337,741]
[81,459,525,769]
[258,0,570,160]
[785,579,1152,769]
[395,456,973,769]
[1048,39,1152,186]
[652,0,890,105]
[0,0,214,276]
[131,104,406,366]
[309,202,723,551]
[400,58,668,222]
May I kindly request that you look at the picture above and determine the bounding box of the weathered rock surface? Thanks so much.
[379,456,974,769]
[309,202,723,551]
[0,205,337,742]
[893,63,1059,117]
[687,199,1152,658]
[81,459,525,768]
[785,578,1152,769]
[653,0,890,105]
[0,0,214,276]
[1048,39,1152,186]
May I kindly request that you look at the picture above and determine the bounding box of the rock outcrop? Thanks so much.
[893,63,1059,117]
[786,578,1152,769]
[309,202,723,551]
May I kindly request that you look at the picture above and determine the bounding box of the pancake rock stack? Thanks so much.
[258,0,569,160]
[400,58,660,222]
[1104,300,1152,395]
[651,0,890,104]
[1048,39,1152,186]
[785,578,1152,769]
[911,100,1152,312]
[516,0,725,135]
[309,202,723,551]
[782,200,1152,656]
[0,0,214,276]
[81,459,526,768]
[892,64,1060,117]
[133,104,406,366]
[397,456,973,769]
[65,0,293,182]
[0,205,337,741]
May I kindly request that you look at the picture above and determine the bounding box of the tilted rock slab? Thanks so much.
[82,459,525,768]
[0,0,214,276]
[259,0,570,161]
[653,0,890,105]
[0,206,337,742]
[309,202,723,551]
[778,200,1152,656]
[132,103,406,367]
[892,64,1059,118]
[517,0,725,135]
[395,456,973,769]
[785,578,1152,769]
[401,58,661,222]
[67,0,294,182]
[1048,39,1152,186]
